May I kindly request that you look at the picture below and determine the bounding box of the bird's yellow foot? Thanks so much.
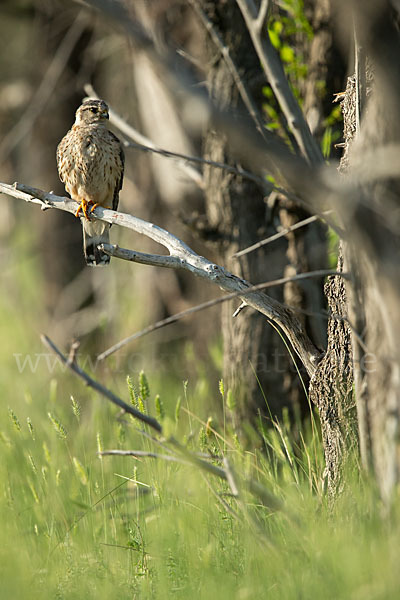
[89,203,100,214]
[90,203,113,213]
[75,198,91,220]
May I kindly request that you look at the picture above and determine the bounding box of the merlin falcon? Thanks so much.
[56,99,124,266]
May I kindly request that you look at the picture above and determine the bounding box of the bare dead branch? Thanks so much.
[1,181,324,376]
[255,0,271,33]
[41,334,163,433]
[235,0,323,166]
[83,83,204,189]
[123,140,272,192]
[0,12,89,161]
[201,474,243,521]
[188,0,267,138]
[223,457,240,497]
[232,210,333,258]
[79,0,327,206]
[85,83,272,193]
[36,303,283,510]
[97,267,342,362]
[99,449,221,472]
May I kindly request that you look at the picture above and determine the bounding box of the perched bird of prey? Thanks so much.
[56,99,124,266]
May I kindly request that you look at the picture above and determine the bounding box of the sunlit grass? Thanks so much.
[1,361,400,599]
[1,227,399,600]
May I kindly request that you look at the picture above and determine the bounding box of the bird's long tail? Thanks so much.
[82,219,111,266]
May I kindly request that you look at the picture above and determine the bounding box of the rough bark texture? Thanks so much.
[309,251,357,495]
[307,65,360,500]
[332,1,400,501]
[299,2,362,497]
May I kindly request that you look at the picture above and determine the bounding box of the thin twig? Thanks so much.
[232,210,333,258]
[0,12,89,161]
[222,456,278,546]
[255,0,271,33]
[101,448,219,460]
[223,457,240,497]
[188,0,267,138]
[235,0,323,165]
[84,83,204,189]
[123,140,272,192]
[99,449,195,467]
[1,181,323,376]
[41,334,163,433]
[97,268,343,361]
[100,542,147,553]
[201,473,242,521]
[86,83,271,192]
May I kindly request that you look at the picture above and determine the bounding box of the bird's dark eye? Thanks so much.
[89,107,97,113]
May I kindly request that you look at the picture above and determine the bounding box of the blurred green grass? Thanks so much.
[2,227,400,600]
[2,360,400,599]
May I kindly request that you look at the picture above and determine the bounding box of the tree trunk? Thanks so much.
[328,0,400,501]
[201,1,327,424]
[309,249,357,495]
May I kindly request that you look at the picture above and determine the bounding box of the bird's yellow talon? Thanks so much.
[90,203,100,214]
[75,199,91,220]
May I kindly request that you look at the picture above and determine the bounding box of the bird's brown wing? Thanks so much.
[111,133,125,212]
[56,130,71,185]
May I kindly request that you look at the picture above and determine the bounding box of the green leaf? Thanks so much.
[268,28,281,49]
[280,45,295,63]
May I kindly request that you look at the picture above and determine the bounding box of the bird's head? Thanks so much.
[75,99,109,125]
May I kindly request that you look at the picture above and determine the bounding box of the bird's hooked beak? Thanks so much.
[100,108,109,120]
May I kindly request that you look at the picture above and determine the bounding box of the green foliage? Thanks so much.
[266,0,312,119]
[127,373,147,413]
[263,0,343,159]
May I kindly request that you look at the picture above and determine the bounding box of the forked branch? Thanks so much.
[0,180,322,376]
[236,0,323,165]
